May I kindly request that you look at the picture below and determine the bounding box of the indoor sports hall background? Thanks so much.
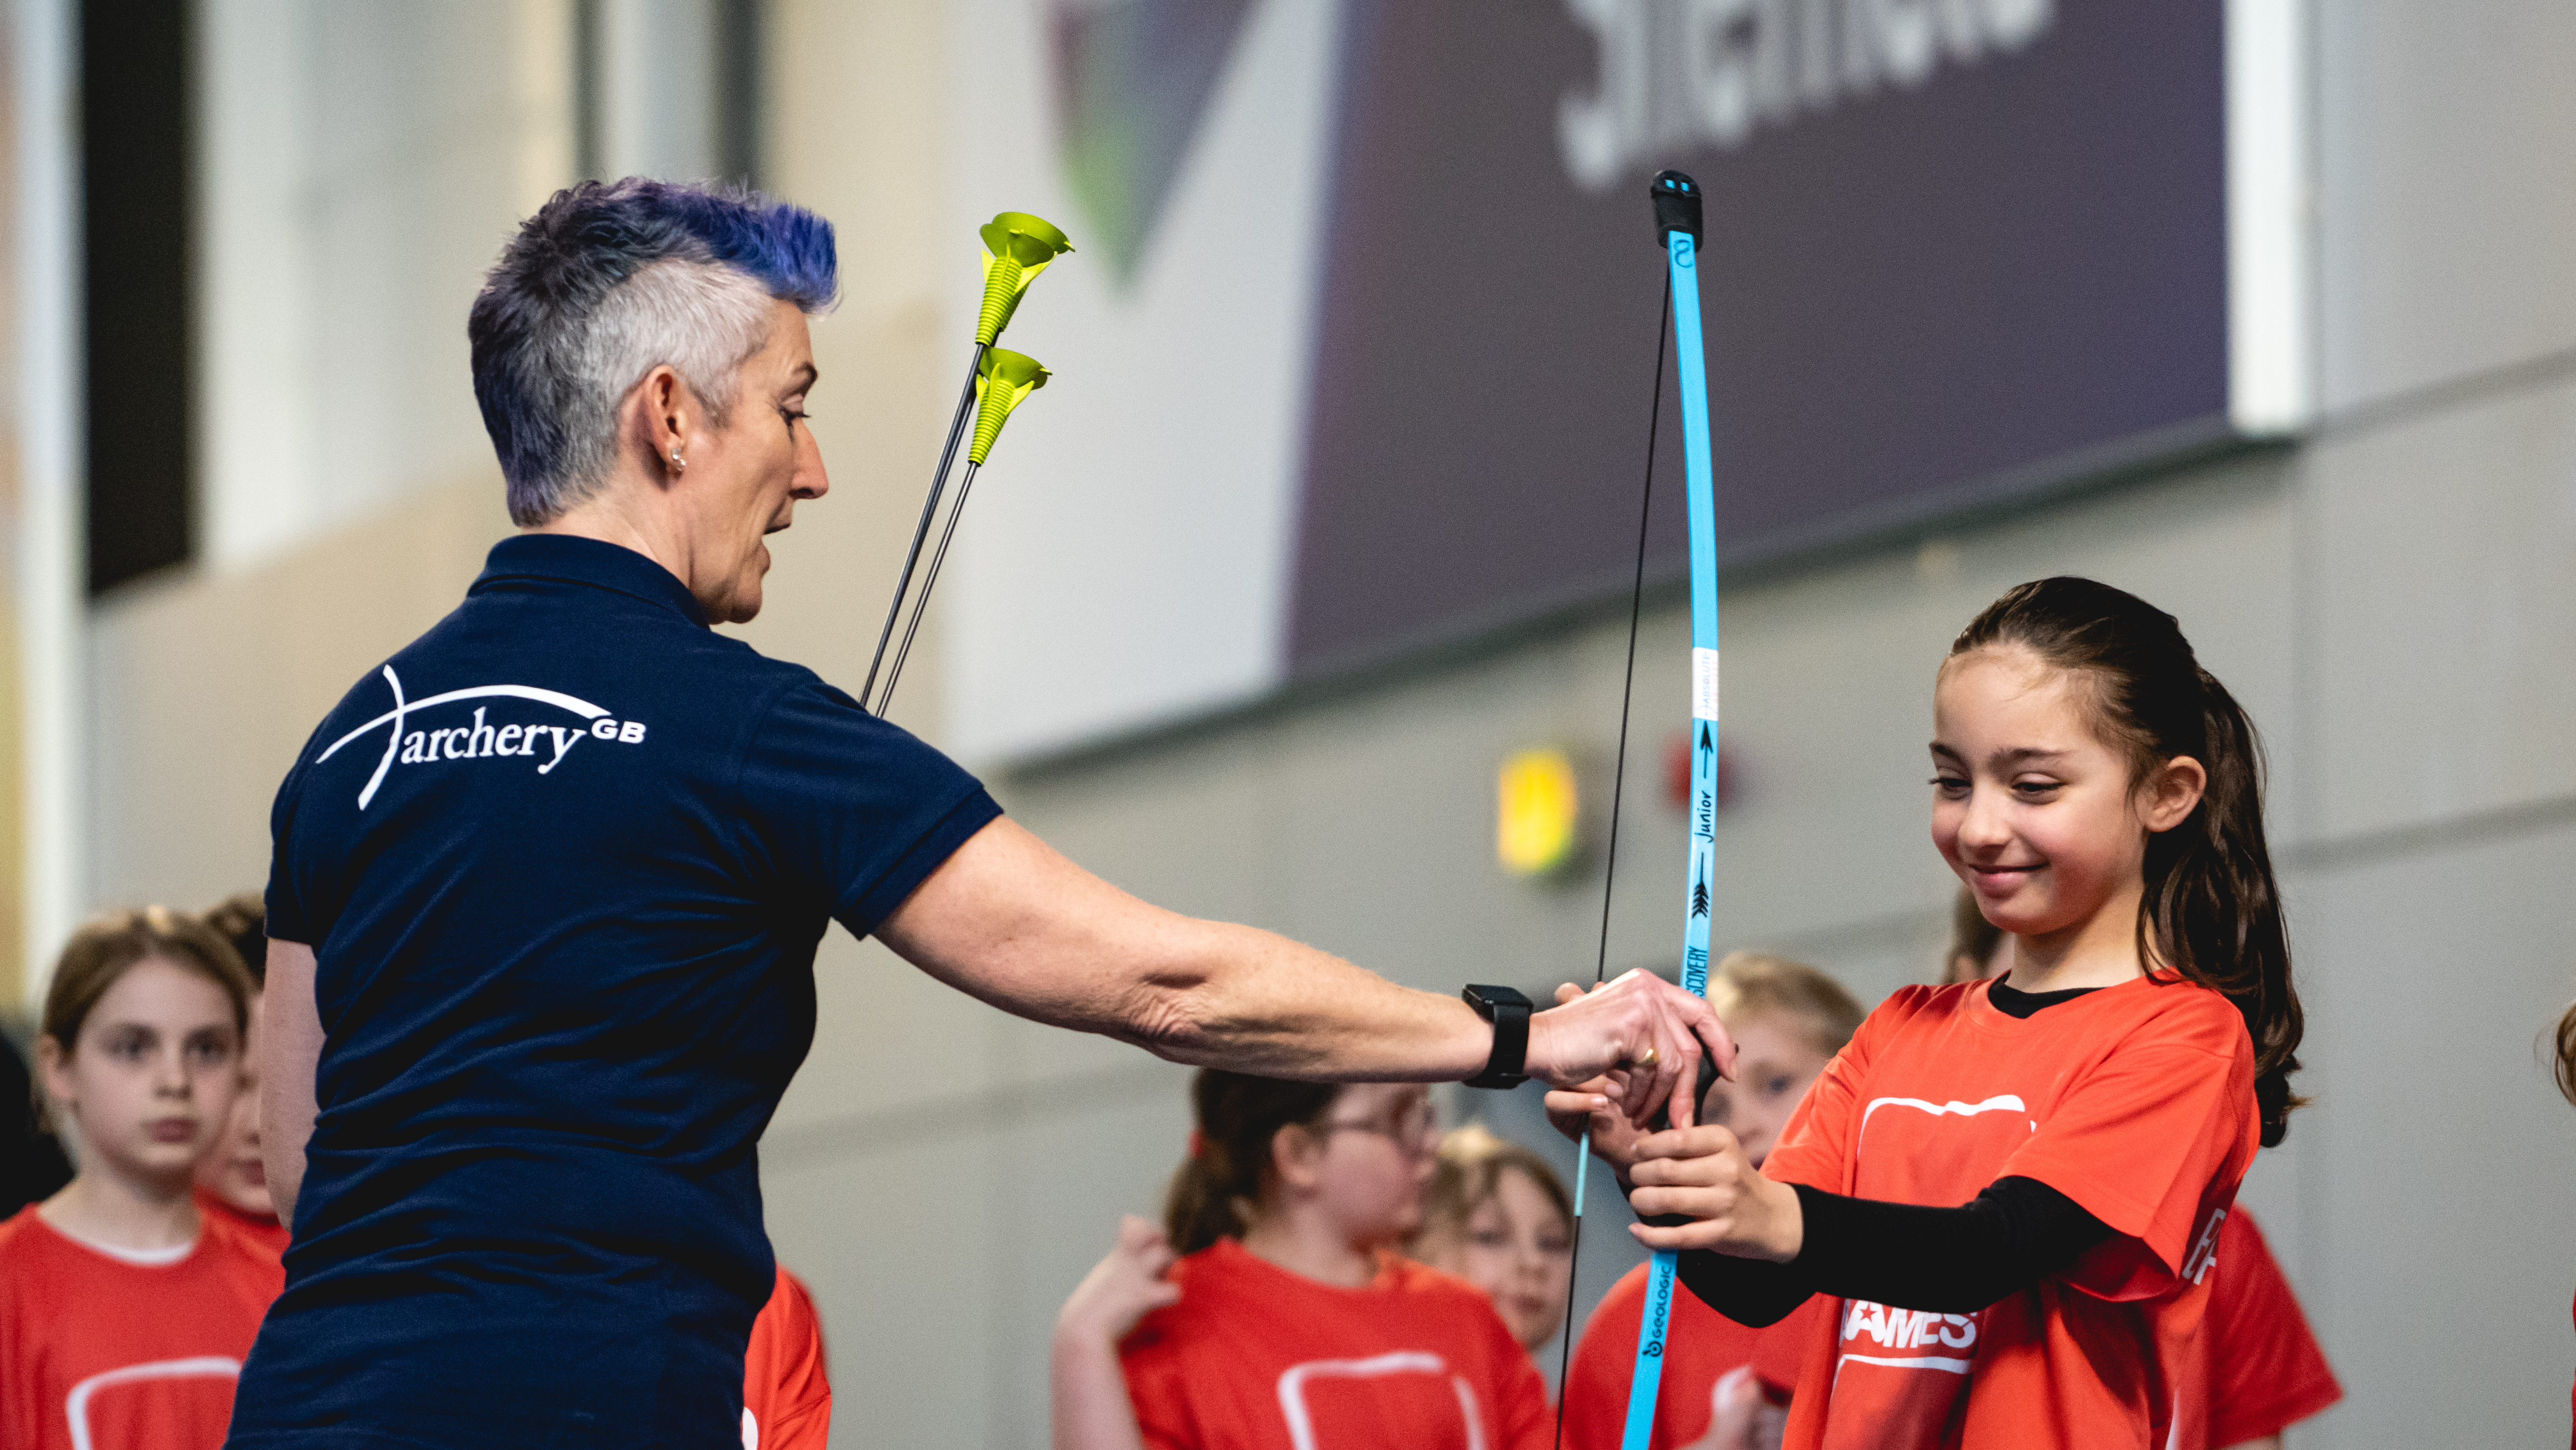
[2,0,2571,1444]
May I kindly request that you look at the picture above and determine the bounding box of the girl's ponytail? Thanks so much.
[1953,578,2306,1145]
[1163,1070,1341,1255]
[2553,999,2576,1109]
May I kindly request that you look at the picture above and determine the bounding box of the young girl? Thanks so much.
[1941,887,2338,1450]
[1560,953,1859,1450]
[0,907,283,1450]
[1555,577,2303,1450]
[1053,1070,1550,1450]
[1408,1123,1575,1357]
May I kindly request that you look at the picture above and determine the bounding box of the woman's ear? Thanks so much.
[2139,755,2208,834]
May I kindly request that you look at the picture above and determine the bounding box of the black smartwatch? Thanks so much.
[1461,984,1533,1089]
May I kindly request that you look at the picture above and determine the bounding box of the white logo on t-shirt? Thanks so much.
[1275,1352,1485,1450]
[65,1357,240,1450]
[315,666,649,807]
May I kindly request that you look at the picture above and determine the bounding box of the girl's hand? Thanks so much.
[1056,1216,1182,1346]
[1542,1075,1645,1187]
[1679,1366,1765,1450]
[1624,1125,1803,1261]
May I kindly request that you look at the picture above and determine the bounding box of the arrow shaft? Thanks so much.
[863,342,988,714]
[1620,222,1724,1450]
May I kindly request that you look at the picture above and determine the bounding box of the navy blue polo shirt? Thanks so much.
[230,534,1000,1450]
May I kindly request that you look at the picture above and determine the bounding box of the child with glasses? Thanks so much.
[1052,1071,1550,1450]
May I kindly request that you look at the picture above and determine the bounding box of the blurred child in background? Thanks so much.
[1052,1071,1549,1450]
[1943,884,2339,1450]
[1560,952,1858,1450]
[1409,1122,1575,1360]
[742,1266,831,1450]
[192,892,286,1257]
[0,908,283,1450]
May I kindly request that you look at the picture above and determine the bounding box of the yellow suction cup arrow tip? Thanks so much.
[974,212,1076,346]
[967,349,1050,465]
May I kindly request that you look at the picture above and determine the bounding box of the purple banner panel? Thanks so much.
[1290,0,2229,678]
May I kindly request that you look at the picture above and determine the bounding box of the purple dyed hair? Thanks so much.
[469,178,838,526]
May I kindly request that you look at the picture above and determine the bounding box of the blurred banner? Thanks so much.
[949,0,2281,761]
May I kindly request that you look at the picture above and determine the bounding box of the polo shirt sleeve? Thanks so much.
[733,679,1003,938]
[266,752,317,946]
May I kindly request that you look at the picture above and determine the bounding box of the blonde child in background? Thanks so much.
[1943,884,2339,1450]
[1560,952,1859,1450]
[192,892,288,1258]
[1409,1122,1576,1359]
[0,908,283,1450]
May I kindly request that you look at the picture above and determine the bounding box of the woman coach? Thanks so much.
[224,179,1726,1450]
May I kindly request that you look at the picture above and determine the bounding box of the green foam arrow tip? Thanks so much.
[967,349,1050,465]
[975,212,1075,346]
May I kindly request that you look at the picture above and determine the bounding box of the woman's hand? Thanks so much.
[1058,1215,1182,1347]
[1531,976,1734,1132]
[1542,1074,1646,1190]
[1624,1125,1803,1262]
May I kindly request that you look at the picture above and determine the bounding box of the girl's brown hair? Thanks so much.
[2553,999,2576,1109]
[1944,886,2005,986]
[1415,1122,1572,1251]
[1950,577,2304,1145]
[35,906,255,1130]
[1164,1070,1342,1255]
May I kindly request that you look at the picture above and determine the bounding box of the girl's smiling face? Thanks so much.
[1929,646,2199,944]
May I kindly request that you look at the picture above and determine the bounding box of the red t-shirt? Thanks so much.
[1120,1238,1551,1450]
[2199,1208,2339,1444]
[192,1187,290,1262]
[742,1266,831,1450]
[1762,976,2257,1450]
[0,1203,285,1450]
[1561,1261,1822,1449]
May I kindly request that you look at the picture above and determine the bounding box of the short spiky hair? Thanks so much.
[469,178,838,525]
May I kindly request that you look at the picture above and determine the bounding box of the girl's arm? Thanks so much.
[1052,1217,1182,1450]
[1629,1125,2110,1319]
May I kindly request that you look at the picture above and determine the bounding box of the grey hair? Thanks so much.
[534,258,779,524]
[469,179,839,528]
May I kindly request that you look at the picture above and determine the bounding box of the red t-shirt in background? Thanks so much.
[742,1267,832,1450]
[1762,976,2257,1450]
[0,1204,284,1450]
[1561,1261,1821,1449]
[2199,1208,2339,1445]
[1120,1238,1551,1450]
[192,1187,290,1262]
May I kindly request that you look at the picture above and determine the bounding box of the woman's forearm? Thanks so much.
[1050,1329,1149,1450]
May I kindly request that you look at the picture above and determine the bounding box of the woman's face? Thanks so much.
[1699,1012,1831,1168]
[41,957,242,1192]
[1929,647,2157,940]
[679,301,829,625]
[194,991,270,1217]
[1438,1167,1574,1352]
[1298,1084,1438,1251]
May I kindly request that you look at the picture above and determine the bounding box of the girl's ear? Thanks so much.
[2140,755,2208,833]
[1270,1122,1325,1193]
[33,1034,72,1114]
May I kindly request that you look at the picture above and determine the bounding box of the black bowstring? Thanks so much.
[1553,266,1672,1447]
